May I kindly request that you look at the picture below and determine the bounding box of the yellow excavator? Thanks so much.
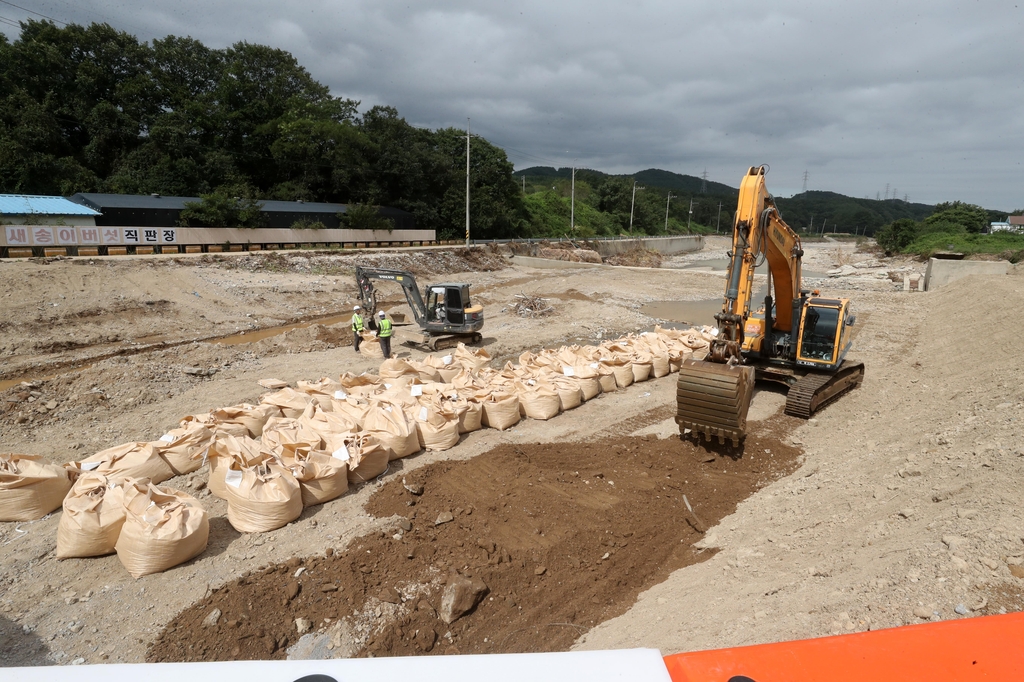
[676,166,864,445]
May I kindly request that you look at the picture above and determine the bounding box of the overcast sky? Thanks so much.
[2,1,1022,209]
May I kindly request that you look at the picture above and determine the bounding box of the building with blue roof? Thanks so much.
[0,194,100,227]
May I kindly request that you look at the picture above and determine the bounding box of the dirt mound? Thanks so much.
[536,247,602,263]
[147,416,802,662]
[604,247,663,268]
[215,247,508,277]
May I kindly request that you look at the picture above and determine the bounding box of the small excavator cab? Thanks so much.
[424,283,481,332]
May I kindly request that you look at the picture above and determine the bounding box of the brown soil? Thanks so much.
[147,416,802,662]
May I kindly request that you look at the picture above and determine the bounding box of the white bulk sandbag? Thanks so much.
[282,449,348,507]
[260,387,314,419]
[206,433,270,499]
[631,357,653,383]
[152,422,214,476]
[358,330,384,358]
[412,401,461,451]
[480,392,521,430]
[363,401,420,460]
[224,462,303,533]
[338,434,390,483]
[74,442,175,485]
[515,380,561,420]
[57,473,128,559]
[260,416,324,456]
[210,402,280,438]
[550,376,583,411]
[0,454,72,522]
[115,481,209,578]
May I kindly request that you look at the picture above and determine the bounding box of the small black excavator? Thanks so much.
[676,166,865,445]
[355,266,484,351]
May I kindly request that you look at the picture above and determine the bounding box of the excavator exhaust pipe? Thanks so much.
[676,358,755,446]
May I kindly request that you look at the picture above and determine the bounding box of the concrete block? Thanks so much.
[924,258,1010,291]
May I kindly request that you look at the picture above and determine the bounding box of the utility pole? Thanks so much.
[802,170,809,193]
[700,169,708,194]
[716,202,723,233]
[629,181,644,234]
[664,192,674,231]
[522,175,525,194]
[570,160,577,234]
[465,118,471,246]
[687,198,694,231]
[809,214,814,233]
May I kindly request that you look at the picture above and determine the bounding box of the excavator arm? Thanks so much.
[355,267,429,326]
[712,166,803,362]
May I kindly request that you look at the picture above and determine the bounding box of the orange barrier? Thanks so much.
[663,612,1024,682]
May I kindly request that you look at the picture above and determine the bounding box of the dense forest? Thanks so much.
[0,21,524,238]
[2,20,1014,242]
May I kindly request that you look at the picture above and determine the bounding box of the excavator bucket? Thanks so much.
[676,358,755,446]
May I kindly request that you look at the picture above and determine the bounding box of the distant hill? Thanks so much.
[775,191,934,235]
[514,166,736,196]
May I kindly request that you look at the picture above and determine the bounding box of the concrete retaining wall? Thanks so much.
[590,235,704,257]
[924,258,1010,291]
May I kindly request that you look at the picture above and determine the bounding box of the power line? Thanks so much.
[0,0,66,25]
[0,14,21,27]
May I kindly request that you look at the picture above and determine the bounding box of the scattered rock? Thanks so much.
[398,518,412,532]
[439,574,489,624]
[941,535,965,552]
[980,557,1000,571]
[202,608,222,628]
[913,605,936,619]
[955,604,969,615]
[534,566,547,576]
[435,511,454,525]
[295,618,312,635]
[379,586,402,604]
[403,479,424,495]
[285,581,300,600]
[415,627,437,652]
[1009,565,1024,579]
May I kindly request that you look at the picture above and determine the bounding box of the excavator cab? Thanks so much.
[795,298,854,371]
[426,284,477,328]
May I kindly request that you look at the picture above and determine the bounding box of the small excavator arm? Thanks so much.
[355,267,429,326]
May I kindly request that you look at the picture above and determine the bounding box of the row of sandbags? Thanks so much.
[0,326,713,576]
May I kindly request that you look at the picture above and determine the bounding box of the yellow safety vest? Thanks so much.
[378,318,392,338]
[351,313,363,331]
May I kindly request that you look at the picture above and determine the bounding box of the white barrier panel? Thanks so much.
[6,648,672,682]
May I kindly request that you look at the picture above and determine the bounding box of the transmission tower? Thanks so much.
[802,170,809,193]
[700,169,708,194]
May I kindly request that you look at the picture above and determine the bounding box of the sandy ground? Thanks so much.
[2,240,1020,667]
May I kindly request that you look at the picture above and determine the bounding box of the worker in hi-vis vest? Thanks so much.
[351,305,363,352]
[377,310,393,359]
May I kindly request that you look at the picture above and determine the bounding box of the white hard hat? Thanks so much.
[353,305,360,311]
[378,310,386,317]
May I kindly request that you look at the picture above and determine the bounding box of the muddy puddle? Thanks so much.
[148,415,802,662]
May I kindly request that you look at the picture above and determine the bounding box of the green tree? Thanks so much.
[925,201,989,234]
[179,185,265,227]
[875,218,919,254]
[340,204,394,231]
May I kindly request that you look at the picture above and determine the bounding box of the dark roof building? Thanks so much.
[69,194,416,231]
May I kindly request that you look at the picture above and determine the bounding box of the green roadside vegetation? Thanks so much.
[875,202,1024,261]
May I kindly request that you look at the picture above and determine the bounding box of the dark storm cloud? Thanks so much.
[4,0,1022,208]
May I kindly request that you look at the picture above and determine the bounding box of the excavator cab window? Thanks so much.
[446,287,464,325]
[427,287,445,322]
[798,305,840,362]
